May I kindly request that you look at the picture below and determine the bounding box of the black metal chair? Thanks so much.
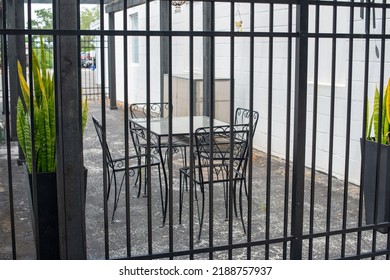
[92,116,163,221]
[234,108,259,200]
[234,107,259,132]
[179,124,250,240]
[129,102,189,196]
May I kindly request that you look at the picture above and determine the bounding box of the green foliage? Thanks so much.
[366,78,390,145]
[31,8,53,30]
[30,6,100,52]
[80,6,100,30]
[16,40,88,173]
[80,6,100,51]
[33,47,53,69]
[31,7,53,59]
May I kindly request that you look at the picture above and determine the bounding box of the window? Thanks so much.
[130,13,139,64]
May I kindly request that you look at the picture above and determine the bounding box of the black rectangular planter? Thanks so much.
[24,164,87,259]
[361,139,390,233]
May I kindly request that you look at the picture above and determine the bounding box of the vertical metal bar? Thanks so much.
[145,0,153,256]
[1,36,4,114]
[208,1,215,260]
[0,3,4,116]
[26,0,40,260]
[283,2,293,260]
[265,2,274,260]
[55,0,86,259]
[309,2,320,260]
[168,0,174,259]
[228,2,234,259]
[188,0,195,260]
[325,1,337,260]
[108,12,117,110]
[2,0,16,259]
[291,0,309,260]
[308,2,319,260]
[203,2,212,118]
[358,0,371,257]
[383,1,390,260]
[228,0,236,260]
[341,0,355,258]
[5,0,25,142]
[269,3,277,258]
[372,0,387,258]
[160,0,169,105]
[247,1,255,260]
[122,0,131,258]
[228,2,235,260]
[98,0,109,260]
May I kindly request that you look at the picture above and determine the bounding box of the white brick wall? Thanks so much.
[111,2,390,185]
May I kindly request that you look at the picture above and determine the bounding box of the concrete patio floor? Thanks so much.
[0,99,389,260]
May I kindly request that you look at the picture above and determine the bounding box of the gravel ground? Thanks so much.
[0,99,388,260]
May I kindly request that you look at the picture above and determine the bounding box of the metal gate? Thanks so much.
[0,0,389,260]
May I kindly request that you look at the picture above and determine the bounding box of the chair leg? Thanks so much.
[112,172,126,221]
[183,147,187,167]
[193,185,205,241]
[135,148,143,197]
[137,169,144,198]
[157,164,165,217]
[157,163,163,209]
[111,173,118,221]
[143,167,147,197]
[220,170,229,220]
[233,181,238,217]
[158,163,168,227]
[239,179,246,234]
[197,188,205,241]
[223,181,229,221]
[107,169,113,200]
[179,172,189,225]
[244,173,248,197]
[136,168,142,198]
[179,172,183,224]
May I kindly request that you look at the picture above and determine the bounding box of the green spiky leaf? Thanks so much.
[16,35,88,173]
[373,87,380,142]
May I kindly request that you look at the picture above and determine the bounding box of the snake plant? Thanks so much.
[366,78,390,145]
[16,42,88,173]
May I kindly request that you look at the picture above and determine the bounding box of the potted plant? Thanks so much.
[361,78,390,233]
[16,41,88,259]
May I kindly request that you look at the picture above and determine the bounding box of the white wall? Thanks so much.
[111,3,161,104]
[111,2,390,185]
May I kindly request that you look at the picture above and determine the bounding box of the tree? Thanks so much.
[31,8,53,46]
[30,6,100,51]
[80,6,100,51]
[80,6,99,30]
[31,8,52,30]
[30,8,53,68]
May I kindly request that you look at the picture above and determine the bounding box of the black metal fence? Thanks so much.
[0,0,390,260]
[29,36,106,100]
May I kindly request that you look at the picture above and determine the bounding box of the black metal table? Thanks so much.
[129,116,228,225]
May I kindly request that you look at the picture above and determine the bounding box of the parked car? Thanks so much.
[81,52,94,68]
[82,59,93,68]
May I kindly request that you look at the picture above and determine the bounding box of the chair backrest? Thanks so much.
[129,102,171,150]
[129,102,171,119]
[234,108,259,138]
[194,124,250,181]
[92,116,114,166]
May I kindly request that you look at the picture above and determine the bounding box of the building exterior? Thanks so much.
[103,1,390,185]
